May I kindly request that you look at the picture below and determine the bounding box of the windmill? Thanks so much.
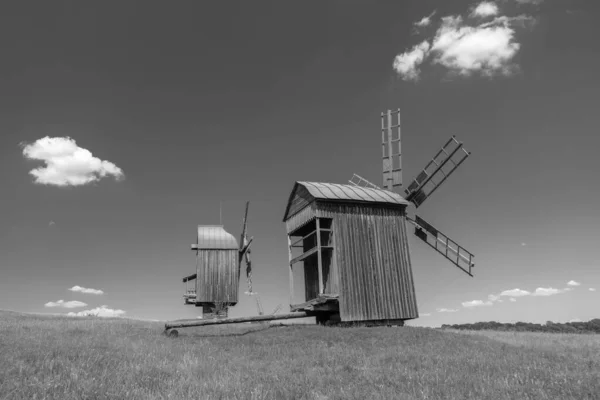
[349,108,474,276]
[165,107,475,334]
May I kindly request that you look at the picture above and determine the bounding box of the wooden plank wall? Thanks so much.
[285,185,314,222]
[285,203,316,234]
[195,250,239,304]
[317,203,418,322]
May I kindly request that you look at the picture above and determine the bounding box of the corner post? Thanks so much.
[287,235,294,307]
[316,218,324,295]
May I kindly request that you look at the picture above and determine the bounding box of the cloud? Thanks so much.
[394,2,538,80]
[437,308,458,313]
[471,2,499,18]
[488,294,502,302]
[462,299,493,308]
[420,313,432,317]
[21,136,124,187]
[67,305,125,318]
[567,280,581,287]
[521,242,527,246]
[69,285,104,295]
[500,288,531,297]
[429,15,521,77]
[568,318,581,323]
[44,300,87,309]
[589,288,596,292]
[532,287,570,296]
[509,298,517,302]
[49,221,55,227]
[415,10,436,28]
[392,40,431,81]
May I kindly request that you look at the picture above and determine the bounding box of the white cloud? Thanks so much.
[532,287,570,296]
[395,2,538,81]
[44,300,87,309]
[21,136,124,187]
[415,10,436,28]
[500,288,531,297]
[567,280,581,287]
[590,288,597,292]
[69,285,104,295]
[471,2,499,18]
[67,305,125,318]
[393,40,431,81]
[430,15,520,77]
[49,220,55,227]
[568,318,582,323]
[521,242,527,246]
[420,313,432,317]
[509,298,517,302]
[488,294,501,302]
[437,308,458,313]
[462,299,493,308]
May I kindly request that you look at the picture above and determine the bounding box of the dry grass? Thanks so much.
[1,310,599,400]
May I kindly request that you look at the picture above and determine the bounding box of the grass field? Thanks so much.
[1,310,599,400]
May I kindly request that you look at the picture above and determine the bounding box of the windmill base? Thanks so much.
[313,312,405,327]
[196,303,230,319]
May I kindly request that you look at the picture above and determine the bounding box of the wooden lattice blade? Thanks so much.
[404,136,470,208]
[412,215,475,277]
[348,173,381,190]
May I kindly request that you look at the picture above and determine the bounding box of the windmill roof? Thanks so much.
[283,181,409,221]
[195,225,239,250]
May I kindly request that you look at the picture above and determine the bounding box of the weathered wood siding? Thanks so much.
[195,249,239,304]
[285,185,314,221]
[317,203,418,322]
[285,203,316,234]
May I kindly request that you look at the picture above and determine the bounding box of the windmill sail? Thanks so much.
[349,173,381,190]
[412,215,474,277]
[404,136,470,208]
[382,109,402,191]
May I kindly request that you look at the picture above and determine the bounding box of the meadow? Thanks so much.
[1,310,598,400]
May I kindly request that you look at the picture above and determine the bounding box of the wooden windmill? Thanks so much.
[165,108,474,334]
[282,108,475,325]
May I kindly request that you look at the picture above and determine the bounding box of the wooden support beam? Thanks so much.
[316,218,324,295]
[165,312,309,330]
[182,274,197,283]
[239,236,254,257]
[287,235,294,307]
[289,246,318,265]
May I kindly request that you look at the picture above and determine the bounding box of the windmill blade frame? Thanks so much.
[404,136,471,208]
[409,215,475,277]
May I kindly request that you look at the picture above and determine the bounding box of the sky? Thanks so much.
[1,0,599,327]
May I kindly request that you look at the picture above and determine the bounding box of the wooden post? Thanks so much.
[287,235,294,307]
[381,112,387,189]
[316,218,324,295]
[397,108,402,189]
[387,110,393,190]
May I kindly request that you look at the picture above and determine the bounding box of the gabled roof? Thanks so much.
[195,225,239,250]
[283,181,409,221]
